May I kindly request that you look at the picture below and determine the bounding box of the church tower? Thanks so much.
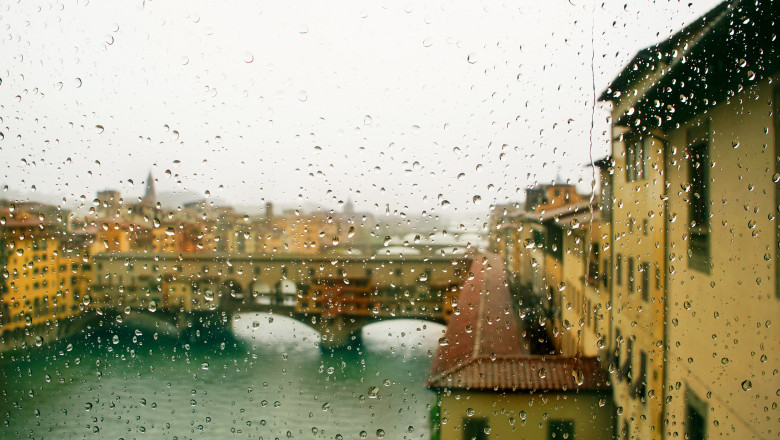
[343,198,354,216]
[142,171,156,205]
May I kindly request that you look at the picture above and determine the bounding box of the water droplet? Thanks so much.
[243,52,254,63]
[95,125,104,134]
[573,370,584,386]
[34,335,43,347]
[467,53,477,64]
[741,380,752,391]
[538,368,547,379]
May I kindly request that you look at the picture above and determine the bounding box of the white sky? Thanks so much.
[0,0,722,216]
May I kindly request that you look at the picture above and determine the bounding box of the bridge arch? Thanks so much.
[251,281,273,305]
[193,277,220,308]
[275,280,298,307]
[359,318,447,350]
[220,279,245,301]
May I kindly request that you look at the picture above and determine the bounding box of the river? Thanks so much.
[0,314,446,439]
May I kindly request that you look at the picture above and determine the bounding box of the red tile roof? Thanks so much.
[428,254,527,379]
[427,253,611,392]
[0,209,55,229]
[427,354,611,392]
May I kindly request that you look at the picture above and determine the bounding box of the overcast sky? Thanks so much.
[0,0,722,217]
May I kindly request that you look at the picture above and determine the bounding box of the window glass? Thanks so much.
[1,2,776,440]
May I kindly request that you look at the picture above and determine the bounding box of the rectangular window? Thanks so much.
[462,417,488,440]
[640,262,650,301]
[546,224,564,260]
[642,137,653,178]
[688,122,710,272]
[626,139,635,182]
[588,244,599,283]
[633,350,648,402]
[533,229,544,247]
[619,338,633,382]
[685,389,707,440]
[586,299,592,327]
[655,263,662,290]
[548,420,575,440]
[616,254,623,286]
[627,257,635,294]
[625,137,645,182]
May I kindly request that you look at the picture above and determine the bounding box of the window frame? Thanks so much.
[687,121,711,273]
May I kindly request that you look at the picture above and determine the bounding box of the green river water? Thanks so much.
[0,314,445,439]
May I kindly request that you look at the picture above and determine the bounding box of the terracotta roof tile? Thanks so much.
[426,252,611,392]
[427,254,526,379]
[428,355,611,392]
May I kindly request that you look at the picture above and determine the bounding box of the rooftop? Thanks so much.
[428,354,610,392]
[427,253,611,392]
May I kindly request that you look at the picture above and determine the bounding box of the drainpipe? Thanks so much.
[660,131,670,440]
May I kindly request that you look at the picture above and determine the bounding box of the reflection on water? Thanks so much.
[0,314,445,439]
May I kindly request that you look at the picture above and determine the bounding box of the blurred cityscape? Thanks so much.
[1,0,778,439]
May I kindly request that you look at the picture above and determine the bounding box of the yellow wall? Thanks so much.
[1,223,83,334]
[609,127,667,439]
[438,389,615,440]
[662,74,780,440]
[560,221,610,358]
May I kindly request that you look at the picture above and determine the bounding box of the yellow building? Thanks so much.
[58,234,93,318]
[599,1,778,438]
[559,205,611,359]
[91,219,133,254]
[428,254,614,440]
[494,185,589,335]
[0,207,81,339]
[151,224,177,253]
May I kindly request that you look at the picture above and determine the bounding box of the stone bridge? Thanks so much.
[90,253,473,348]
